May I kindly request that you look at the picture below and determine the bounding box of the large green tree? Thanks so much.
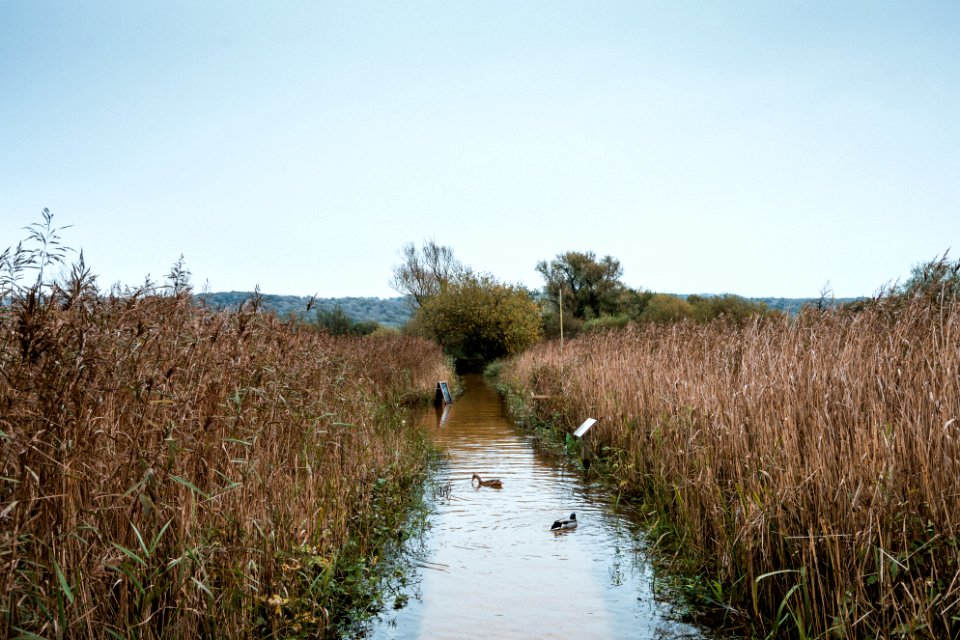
[417,273,541,369]
[536,251,628,320]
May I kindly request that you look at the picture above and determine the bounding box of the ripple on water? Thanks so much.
[367,375,707,640]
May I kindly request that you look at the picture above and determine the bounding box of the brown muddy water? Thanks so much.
[366,374,709,640]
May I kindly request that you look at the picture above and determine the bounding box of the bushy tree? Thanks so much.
[640,294,694,323]
[583,314,631,332]
[313,305,380,336]
[417,273,541,369]
[536,251,627,321]
[621,288,655,319]
[687,294,771,324]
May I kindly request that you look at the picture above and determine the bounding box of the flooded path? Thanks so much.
[369,375,707,639]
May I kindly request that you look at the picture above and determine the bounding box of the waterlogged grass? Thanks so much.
[263,425,439,639]
[498,298,960,639]
[0,288,453,639]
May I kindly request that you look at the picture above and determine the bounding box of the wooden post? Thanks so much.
[559,287,564,360]
[581,431,591,470]
[574,418,597,470]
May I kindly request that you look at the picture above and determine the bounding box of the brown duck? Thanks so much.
[471,473,503,489]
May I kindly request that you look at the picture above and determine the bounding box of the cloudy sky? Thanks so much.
[2,1,958,298]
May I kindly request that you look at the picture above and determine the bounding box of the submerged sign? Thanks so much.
[435,381,453,406]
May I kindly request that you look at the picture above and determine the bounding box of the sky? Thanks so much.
[2,1,958,299]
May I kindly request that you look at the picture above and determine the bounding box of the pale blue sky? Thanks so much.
[2,1,958,298]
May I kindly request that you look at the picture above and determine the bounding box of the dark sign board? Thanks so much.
[434,380,453,406]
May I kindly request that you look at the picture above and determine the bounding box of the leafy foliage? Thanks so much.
[536,250,628,321]
[312,304,381,336]
[417,272,541,369]
[534,251,787,336]
[639,293,695,323]
[582,313,631,332]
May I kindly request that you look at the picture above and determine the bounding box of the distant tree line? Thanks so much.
[170,243,959,350]
[188,288,865,340]
[196,292,411,327]
[386,242,960,366]
[535,250,792,338]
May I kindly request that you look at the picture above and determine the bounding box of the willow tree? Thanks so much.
[536,250,627,321]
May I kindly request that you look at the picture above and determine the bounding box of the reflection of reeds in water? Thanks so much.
[502,299,960,639]
[432,481,453,500]
[0,276,452,637]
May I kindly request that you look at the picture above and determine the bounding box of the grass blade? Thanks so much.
[192,576,214,598]
[111,542,147,568]
[53,559,74,604]
[170,474,211,500]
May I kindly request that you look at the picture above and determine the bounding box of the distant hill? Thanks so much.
[193,291,863,329]
[669,294,863,315]
[740,296,863,314]
[196,292,412,327]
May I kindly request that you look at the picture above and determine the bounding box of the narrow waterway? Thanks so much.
[368,375,708,639]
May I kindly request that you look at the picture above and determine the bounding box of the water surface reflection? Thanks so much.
[369,375,706,639]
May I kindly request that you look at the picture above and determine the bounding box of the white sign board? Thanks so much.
[573,418,597,438]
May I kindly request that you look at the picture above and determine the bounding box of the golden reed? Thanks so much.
[1,291,451,638]
[502,299,959,639]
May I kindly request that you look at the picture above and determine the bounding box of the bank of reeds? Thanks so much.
[501,298,959,638]
[1,283,451,638]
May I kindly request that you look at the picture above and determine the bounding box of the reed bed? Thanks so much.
[501,298,959,638]
[0,287,451,638]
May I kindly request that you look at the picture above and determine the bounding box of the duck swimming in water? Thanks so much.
[471,473,503,489]
[551,513,577,530]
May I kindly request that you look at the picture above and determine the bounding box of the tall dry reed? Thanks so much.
[502,299,959,639]
[0,285,451,638]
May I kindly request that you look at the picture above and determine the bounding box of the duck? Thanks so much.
[550,513,578,530]
[471,473,503,489]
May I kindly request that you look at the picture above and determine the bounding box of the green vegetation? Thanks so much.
[418,272,542,370]
[0,213,454,639]
[197,292,412,327]
[311,304,381,336]
[640,292,695,323]
[536,250,630,321]
[393,241,541,370]
[533,250,780,336]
